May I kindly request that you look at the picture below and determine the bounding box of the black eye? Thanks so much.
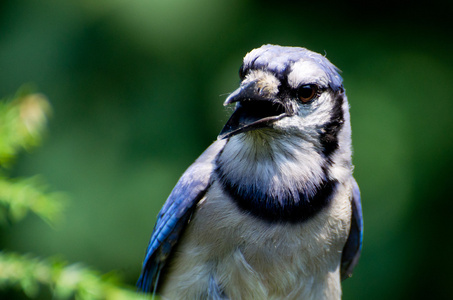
[297,84,318,103]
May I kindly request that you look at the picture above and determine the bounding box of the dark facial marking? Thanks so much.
[319,90,345,158]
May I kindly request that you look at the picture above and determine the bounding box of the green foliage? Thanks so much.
[0,91,148,299]
[0,252,148,300]
[0,91,50,168]
[0,90,60,225]
[0,176,65,225]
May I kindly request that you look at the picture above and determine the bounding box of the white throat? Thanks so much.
[217,130,328,199]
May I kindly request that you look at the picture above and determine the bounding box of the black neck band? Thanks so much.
[215,164,337,223]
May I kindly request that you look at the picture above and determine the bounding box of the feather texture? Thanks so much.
[137,44,362,299]
[136,139,226,293]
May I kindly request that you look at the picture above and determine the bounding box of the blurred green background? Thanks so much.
[1,0,453,299]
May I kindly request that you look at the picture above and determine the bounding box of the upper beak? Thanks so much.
[223,81,268,106]
[218,81,289,139]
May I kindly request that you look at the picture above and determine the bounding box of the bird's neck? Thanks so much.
[215,130,345,223]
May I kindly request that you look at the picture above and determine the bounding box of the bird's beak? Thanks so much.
[218,81,289,139]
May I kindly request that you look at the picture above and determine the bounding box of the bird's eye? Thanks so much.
[297,84,318,103]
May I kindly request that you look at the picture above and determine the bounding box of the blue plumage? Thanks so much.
[137,44,363,299]
[137,140,226,292]
[241,44,343,92]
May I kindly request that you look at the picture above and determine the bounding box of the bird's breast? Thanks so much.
[160,180,353,299]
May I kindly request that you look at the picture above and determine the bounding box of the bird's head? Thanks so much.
[219,44,349,156]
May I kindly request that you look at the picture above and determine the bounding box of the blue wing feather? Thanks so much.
[340,178,363,280]
[137,139,227,293]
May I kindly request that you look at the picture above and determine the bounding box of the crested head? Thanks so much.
[220,44,351,161]
[241,44,343,92]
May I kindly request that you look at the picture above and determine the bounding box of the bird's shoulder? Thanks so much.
[137,139,226,292]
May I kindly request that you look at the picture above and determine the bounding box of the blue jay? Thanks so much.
[137,44,363,299]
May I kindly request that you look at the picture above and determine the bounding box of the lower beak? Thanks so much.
[218,83,288,139]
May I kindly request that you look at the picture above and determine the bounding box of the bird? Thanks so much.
[137,44,363,299]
